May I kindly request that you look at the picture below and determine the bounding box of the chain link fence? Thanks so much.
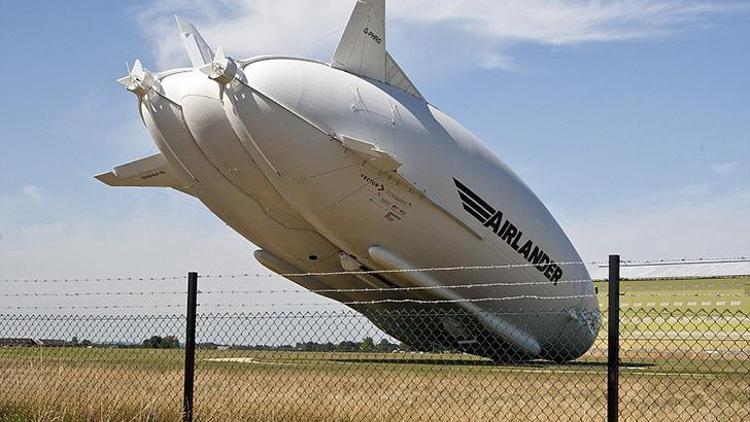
[0,306,747,421]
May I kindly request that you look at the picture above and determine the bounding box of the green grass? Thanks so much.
[594,276,749,312]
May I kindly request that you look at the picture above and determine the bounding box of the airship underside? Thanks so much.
[98,0,600,362]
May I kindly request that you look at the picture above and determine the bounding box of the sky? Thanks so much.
[0,0,748,311]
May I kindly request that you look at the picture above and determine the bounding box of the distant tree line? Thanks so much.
[69,337,92,347]
[142,335,180,349]
[62,335,404,352]
[64,335,181,349]
[224,337,402,352]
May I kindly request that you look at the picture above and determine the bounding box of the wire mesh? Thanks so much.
[0,314,186,420]
[618,308,749,421]
[0,307,747,421]
[192,309,608,421]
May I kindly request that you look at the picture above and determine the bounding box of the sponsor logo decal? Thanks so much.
[454,178,564,284]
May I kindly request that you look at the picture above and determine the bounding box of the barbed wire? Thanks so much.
[0,278,595,298]
[0,291,187,298]
[0,304,187,311]
[602,256,750,267]
[0,261,592,284]
[618,293,746,298]
[2,278,745,298]
[198,294,600,308]
[1,256,747,284]
[199,260,592,279]
[198,279,593,295]
[0,294,598,311]
[613,275,750,282]
[0,275,186,284]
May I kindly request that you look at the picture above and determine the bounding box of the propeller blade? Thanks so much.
[199,46,240,86]
[117,59,156,96]
[176,16,214,67]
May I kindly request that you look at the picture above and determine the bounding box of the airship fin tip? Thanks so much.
[95,153,187,189]
[333,1,423,100]
[332,0,386,81]
[176,16,214,67]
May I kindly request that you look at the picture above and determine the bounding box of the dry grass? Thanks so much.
[0,348,747,421]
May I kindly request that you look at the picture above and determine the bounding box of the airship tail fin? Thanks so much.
[95,153,191,194]
[176,16,215,67]
[385,51,423,100]
[333,1,423,99]
[333,0,386,81]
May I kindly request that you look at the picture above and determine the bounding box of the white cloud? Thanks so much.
[712,161,739,176]
[133,0,739,70]
[21,185,43,203]
[134,0,351,69]
[0,186,44,222]
[0,189,342,313]
[395,0,737,44]
[0,211,334,313]
[3,188,746,315]
[477,52,518,72]
[0,217,246,280]
[563,189,750,262]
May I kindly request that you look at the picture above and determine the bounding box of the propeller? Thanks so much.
[200,46,240,86]
[116,19,242,99]
[117,60,156,96]
[175,17,243,96]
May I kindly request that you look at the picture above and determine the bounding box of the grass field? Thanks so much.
[594,277,749,312]
[0,346,747,421]
[0,277,747,421]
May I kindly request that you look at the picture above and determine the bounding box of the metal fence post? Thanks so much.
[183,272,198,422]
[607,255,620,422]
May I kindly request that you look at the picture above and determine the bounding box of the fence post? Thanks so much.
[607,255,620,422]
[183,272,198,422]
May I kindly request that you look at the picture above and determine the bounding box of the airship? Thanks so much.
[98,0,599,362]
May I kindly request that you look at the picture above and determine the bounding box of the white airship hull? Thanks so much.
[99,1,600,361]
[123,60,598,361]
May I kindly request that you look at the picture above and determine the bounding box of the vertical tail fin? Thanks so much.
[332,0,386,81]
[176,16,215,67]
[332,1,423,99]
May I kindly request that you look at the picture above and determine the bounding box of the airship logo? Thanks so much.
[454,178,564,284]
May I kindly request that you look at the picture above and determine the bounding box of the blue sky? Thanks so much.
[1,0,749,289]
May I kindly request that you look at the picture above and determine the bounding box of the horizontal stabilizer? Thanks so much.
[95,153,188,190]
